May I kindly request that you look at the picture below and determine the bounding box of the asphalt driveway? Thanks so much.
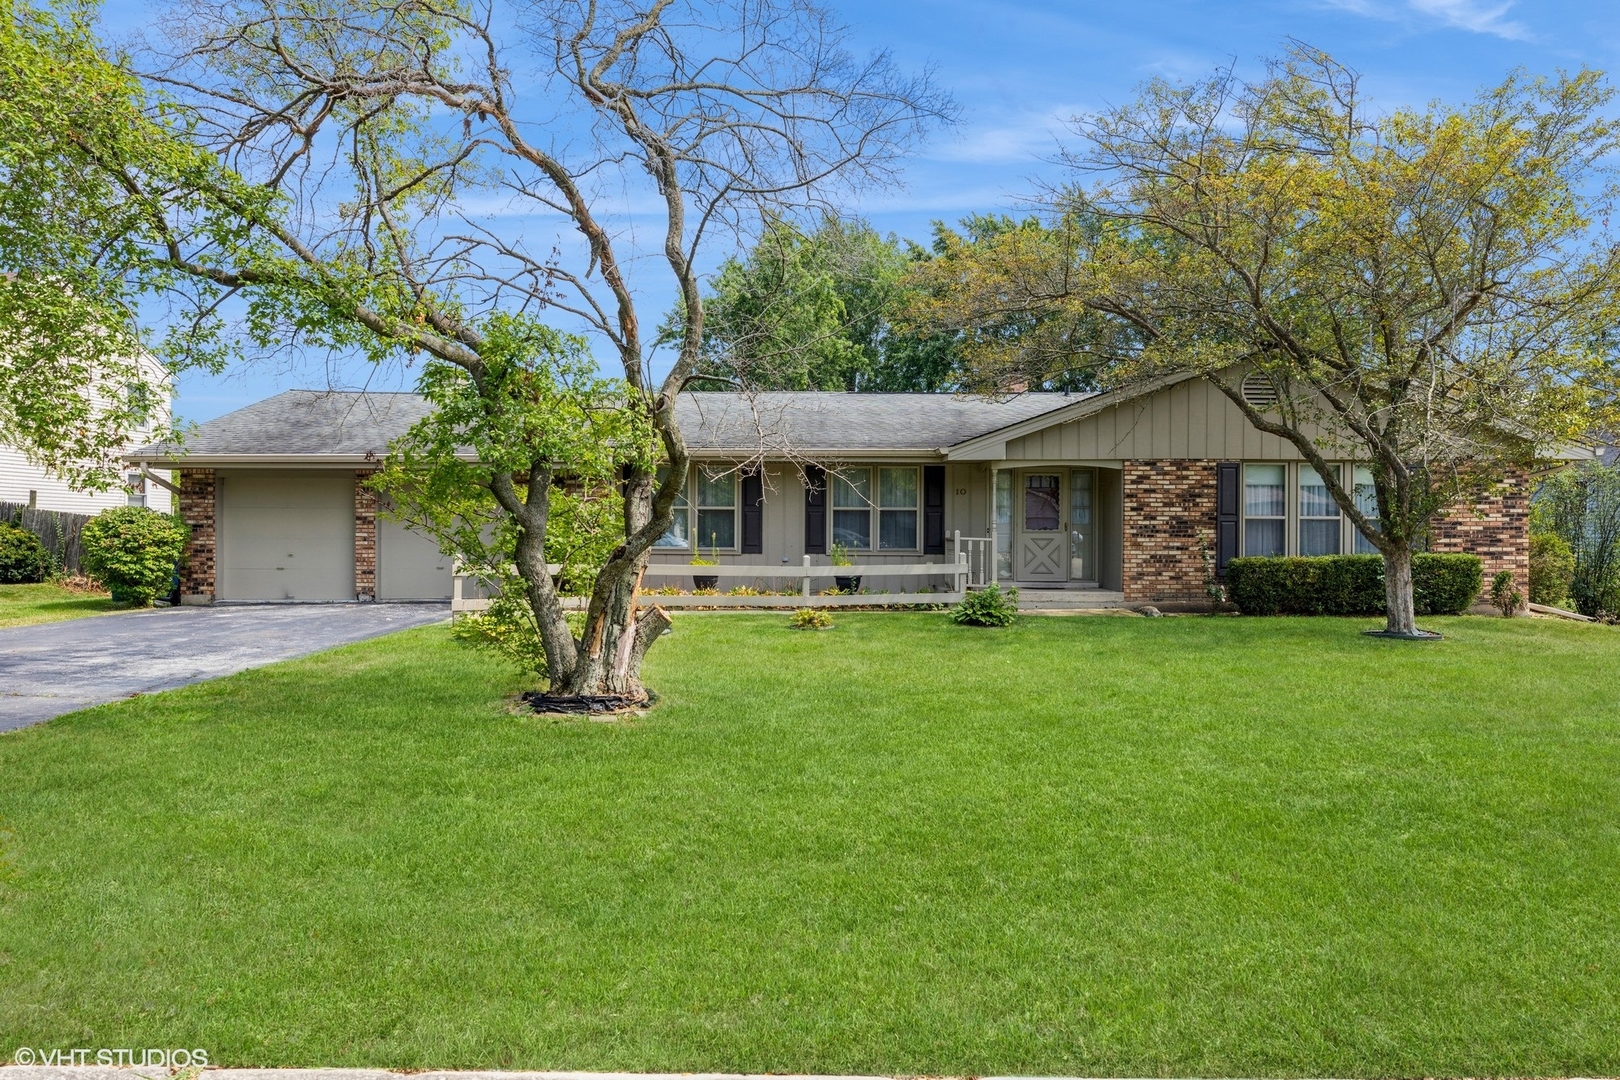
[0,603,449,731]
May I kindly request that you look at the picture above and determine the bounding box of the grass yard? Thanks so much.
[1,613,1618,1076]
[0,582,116,628]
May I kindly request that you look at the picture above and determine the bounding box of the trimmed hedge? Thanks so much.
[1226,553,1483,616]
[80,507,189,607]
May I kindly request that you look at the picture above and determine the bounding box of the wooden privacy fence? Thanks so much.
[452,532,992,613]
[1,502,92,574]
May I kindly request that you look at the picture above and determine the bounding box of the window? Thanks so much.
[694,468,736,551]
[125,471,147,509]
[1243,464,1286,556]
[1024,474,1062,531]
[1298,465,1341,556]
[831,468,872,550]
[1070,468,1094,580]
[653,466,690,548]
[878,467,918,550]
[994,470,1012,580]
[1352,466,1378,554]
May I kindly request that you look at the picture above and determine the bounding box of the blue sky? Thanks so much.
[98,0,1620,423]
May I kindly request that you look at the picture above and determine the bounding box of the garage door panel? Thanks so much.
[227,508,354,538]
[378,517,452,600]
[219,473,355,602]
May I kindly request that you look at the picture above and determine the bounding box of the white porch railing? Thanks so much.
[452,554,970,612]
[952,530,993,588]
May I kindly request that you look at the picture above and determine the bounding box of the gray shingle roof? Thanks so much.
[131,389,1083,461]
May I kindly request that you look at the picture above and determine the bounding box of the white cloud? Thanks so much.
[1408,0,1532,40]
[1321,0,1533,41]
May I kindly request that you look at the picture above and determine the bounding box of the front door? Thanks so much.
[1016,472,1066,582]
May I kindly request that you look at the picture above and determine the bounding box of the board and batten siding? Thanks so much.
[1003,377,1315,462]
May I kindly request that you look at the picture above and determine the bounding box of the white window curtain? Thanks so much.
[1243,464,1286,556]
[1298,466,1341,556]
[1353,466,1379,554]
[653,466,690,548]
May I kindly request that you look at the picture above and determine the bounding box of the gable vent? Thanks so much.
[1241,372,1279,409]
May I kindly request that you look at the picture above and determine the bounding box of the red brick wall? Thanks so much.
[1123,459,1218,606]
[355,471,377,600]
[1430,469,1531,605]
[178,468,216,602]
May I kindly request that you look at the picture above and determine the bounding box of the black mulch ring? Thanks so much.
[519,692,647,715]
[1362,628,1444,641]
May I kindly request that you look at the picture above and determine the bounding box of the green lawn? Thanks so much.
[2,614,1618,1076]
[0,582,117,627]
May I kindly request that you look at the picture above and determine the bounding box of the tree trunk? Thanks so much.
[551,552,670,701]
[1383,544,1418,635]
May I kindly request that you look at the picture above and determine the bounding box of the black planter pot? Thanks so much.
[692,574,719,590]
[834,575,862,593]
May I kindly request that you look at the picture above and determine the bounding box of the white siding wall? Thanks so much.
[0,352,173,514]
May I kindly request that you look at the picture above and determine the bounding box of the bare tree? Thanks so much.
[108,0,949,698]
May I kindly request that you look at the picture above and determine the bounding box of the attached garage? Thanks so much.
[218,472,355,601]
[377,513,453,600]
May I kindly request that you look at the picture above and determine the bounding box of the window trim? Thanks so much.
[825,464,925,554]
[652,466,693,551]
[877,465,921,552]
[1297,463,1343,557]
[693,466,741,554]
[1240,462,1288,557]
[1239,461,1378,558]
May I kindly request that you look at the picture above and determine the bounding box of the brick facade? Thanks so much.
[178,468,216,603]
[1430,469,1531,606]
[354,470,377,601]
[1122,459,1218,606]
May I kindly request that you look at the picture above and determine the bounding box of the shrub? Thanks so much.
[951,583,1018,626]
[789,607,833,630]
[1226,553,1482,616]
[1491,570,1522,617]
[1413,554,1484,615]
[0,522,53,584]
[79,507,188,606]
[1529,533,1575,608]
[450,586,558,679]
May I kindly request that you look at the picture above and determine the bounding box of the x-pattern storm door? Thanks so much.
[1017,473,1066,582]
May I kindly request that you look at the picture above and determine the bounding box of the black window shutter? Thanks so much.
[1216,461,1240,575]
[741,469,764,554]
[923,465,946,555]
[803,465,826,555]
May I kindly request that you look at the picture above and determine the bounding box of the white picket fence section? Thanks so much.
[452,532,993,612]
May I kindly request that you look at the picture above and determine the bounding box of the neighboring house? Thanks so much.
[130,376,1557,607]
[1,352,173,515]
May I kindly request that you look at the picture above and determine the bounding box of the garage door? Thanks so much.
[378,515,452,600]
[218,473,355,601]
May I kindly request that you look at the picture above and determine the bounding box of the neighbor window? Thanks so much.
[1352,466,1378,554]
[653,466,691,548]
[1243,464,1286,556]
[694,468,736,551]
[125,471,147,508]
[831,468,872,550]
[877,467,919,550]
[1298,465,1341,556]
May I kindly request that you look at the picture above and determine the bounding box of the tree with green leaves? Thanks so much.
[0,0,947,700]
[0,0,182,489]
[685,214,959,391]
[1531,463,1620,618]
[911,47,1620,636]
